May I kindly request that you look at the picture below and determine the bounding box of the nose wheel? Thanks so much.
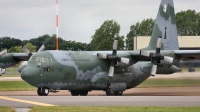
[37,87,49,96]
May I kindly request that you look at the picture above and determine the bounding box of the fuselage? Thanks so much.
[21,50,152,91]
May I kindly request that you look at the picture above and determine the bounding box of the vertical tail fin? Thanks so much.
[144,0,179,50]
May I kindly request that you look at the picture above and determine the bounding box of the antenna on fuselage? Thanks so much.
[56,0,59,50]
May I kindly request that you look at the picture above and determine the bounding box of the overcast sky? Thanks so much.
[0,0,200,43]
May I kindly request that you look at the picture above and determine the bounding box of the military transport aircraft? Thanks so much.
[19,0,200,96]
[18,0,200,96]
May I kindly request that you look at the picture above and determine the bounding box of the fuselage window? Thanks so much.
[43,67,46,72]
[43,67,51,72]
[47,67,50,72]
[36,57,41,62]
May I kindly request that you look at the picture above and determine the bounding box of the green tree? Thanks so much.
[176,10,200,36]
[29,34,50,50]
[8,46,23,53]
[43,35,56,50]
[90,20,124,51]
[0,37,22,50]
[8,43,36,53]
[125,18,155,50]
[25,43,36,52]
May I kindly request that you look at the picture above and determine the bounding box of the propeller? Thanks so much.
[23,44,45,57]
[37,44,45,52]
[0,49,7,57]
[97,38,130,77]
[140,36,174,75]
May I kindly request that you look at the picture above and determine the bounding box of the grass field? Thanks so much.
[0,78,200,91]
[1,106,200,112]
[0,106,14,112]
[29,106,200,112]
[0,81,36,91]
[1,74,20,77]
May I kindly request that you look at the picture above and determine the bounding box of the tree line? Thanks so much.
[0,35,91,52]
[0,10,199,52]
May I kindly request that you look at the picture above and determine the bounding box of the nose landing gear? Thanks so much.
[37,87,49,96]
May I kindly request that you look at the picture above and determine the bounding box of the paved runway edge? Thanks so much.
[0,96,56,106]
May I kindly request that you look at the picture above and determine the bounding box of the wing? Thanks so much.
[13,53,30,61]
[173,50,200,61]
[131,50,200,61]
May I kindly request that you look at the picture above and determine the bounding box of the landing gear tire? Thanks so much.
[114,91,123,96]
[37,88,42,96]
[105,88,114,96]
[42,87,49,96]
[79,91,88,96]
[71,90,79,96]
[37,87,49,96]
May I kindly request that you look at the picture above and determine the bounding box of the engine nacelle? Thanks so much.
[141,63,180,75]
[0,54,18,68]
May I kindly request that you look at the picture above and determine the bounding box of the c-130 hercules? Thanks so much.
[20,0,200,96]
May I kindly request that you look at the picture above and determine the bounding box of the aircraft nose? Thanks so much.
[21,67,40,86]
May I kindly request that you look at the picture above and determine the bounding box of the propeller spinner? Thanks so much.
[97,39,129,77]
[140,36,174,75]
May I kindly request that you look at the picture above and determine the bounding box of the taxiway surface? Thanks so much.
[0,87,200,108]
[0,96,200,108]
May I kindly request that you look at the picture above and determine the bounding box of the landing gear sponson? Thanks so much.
[105,88,123,96]
[70,90,89,96]
[104,82,125,96]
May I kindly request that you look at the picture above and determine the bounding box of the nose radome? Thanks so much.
[21,67,40,86]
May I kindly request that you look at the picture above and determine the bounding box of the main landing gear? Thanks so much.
[105,88,123,96]
[37,87,49,96]
[70,90,88,96]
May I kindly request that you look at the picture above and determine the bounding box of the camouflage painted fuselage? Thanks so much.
[21,50,152,91]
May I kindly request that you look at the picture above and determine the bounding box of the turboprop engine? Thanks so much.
[140,62,180,75]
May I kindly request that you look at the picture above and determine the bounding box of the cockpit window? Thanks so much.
[36,57,42,62]
[30,56,36,61]
[29,55,53,63]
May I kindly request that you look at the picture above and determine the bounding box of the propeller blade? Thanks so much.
[164,56,174,63]
[0,49,7,56]
[113,39,118,50]
[140,50,150,57]
[151,64,157,75]
[37,44,45,52]
[97,53,107,59]
[22,45,30,54]
[108,66,114,77]
[120,58,130,64]
[156,36,162,48]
